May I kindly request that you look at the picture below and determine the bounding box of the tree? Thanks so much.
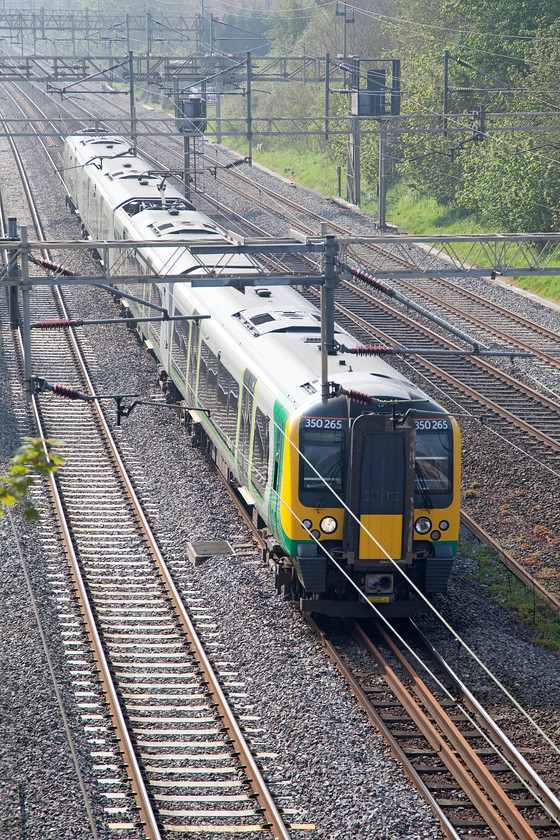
[266,0,316,51]
[458,137,560,231]
[0,438,64,522]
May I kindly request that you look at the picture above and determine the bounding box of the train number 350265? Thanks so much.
[304,418,344,429]
[415,418,450,430]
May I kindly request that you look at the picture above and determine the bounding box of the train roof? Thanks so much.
[175,281,437,411]
[66,134,133,160]
[64,134,446,417]
[133,209,223,241]
[65,134,194,213]
[65,134,256,273]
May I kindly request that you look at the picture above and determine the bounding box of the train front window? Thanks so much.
[300,425,345,505]
[414,428,452,502]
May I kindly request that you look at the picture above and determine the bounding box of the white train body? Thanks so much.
[63,134,461,617]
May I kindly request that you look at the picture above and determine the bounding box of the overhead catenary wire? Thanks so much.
[19,42,557,776]
[150,329,560,763]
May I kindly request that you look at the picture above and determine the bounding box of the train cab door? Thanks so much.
[344,414,414,568]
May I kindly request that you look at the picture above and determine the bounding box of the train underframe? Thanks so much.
[265,541,454,618]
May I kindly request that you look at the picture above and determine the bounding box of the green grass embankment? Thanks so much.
[463,539,560,652]
[389,186,560,300]
[220,136,560,302]
[221,137,349,200]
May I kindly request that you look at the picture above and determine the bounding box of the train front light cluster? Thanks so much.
[320,516,338,534]
[365,573,393,594]
[415,517,451,540]
[302,517,338,536]
[414,516,432,535]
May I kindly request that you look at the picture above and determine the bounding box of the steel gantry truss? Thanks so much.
[3,230,560,402]
[339,234,560,279]
[0,11,195,53]
[4,233,560,285]
[2,230,337,404]
[2,49,560,212]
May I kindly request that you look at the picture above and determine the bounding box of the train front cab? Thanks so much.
[278,400,460,617]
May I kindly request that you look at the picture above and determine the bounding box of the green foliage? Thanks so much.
[224,0,560,237]
[0,438,64,522]
[382,0,560,233]
[218,133,346,196]
[388,182,480,233]
[458,139,560,231]
[266,0,316,51]
[463,538,560,651]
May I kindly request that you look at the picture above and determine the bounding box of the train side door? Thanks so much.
[236,369,256,487]
[344,414,414,566]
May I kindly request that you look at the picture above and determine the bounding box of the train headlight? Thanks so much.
[414,516,432,535]
[431,531,441,541]
[320,516,338,534]
[439,520,449,531]
[302,519,313,530]
[310,529,321,540]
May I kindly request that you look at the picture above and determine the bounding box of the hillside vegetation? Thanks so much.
[222,0,560,238]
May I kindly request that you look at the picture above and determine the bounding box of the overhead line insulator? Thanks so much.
[348,345,393,356]
[349,267,394,297]
[339,387,374,405]
[31,255,75,276]
[32,319,80,329]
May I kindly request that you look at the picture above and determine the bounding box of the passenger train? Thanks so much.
[63,133,461,617]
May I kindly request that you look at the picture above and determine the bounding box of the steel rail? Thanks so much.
[310,612,544,840]
[306,617,462,840]
[24,81,560,630]
[192,147,560,370]
[4,102,165,840]
[19,76,560,378]
[324,290,560,453]
[460,510,560,616]
[15,74,558,832]
[337,276,560,418]
[365,270,560,369]
[50,278,289,840]
[5,81,293,840]
[355,622,540,840]
[24,385,164,839]
[117,120,560,622]
[0,188,103,840]
[411,620,560,825]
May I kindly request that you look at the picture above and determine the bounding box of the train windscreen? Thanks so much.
[299,425,345,505]
[414,419,453,504]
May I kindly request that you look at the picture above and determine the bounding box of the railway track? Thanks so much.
[4,78,560,840]
[192,140,560,380]
[20,79,560,470]
[3,94,292,840]
[313,617,560,840]
[16,78,560,376]
[11,74,560,373]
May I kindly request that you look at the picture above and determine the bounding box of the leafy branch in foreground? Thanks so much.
[0,437,64,521]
